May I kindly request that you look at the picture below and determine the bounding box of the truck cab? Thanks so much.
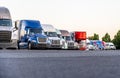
[71,31,87,50]
[90,40,105,50]
[0,7,18,49]
[104,42,116,50]
[41,24,62,49]
[56,29,67,49]
[16,20,50,49]
[60,30,78,49]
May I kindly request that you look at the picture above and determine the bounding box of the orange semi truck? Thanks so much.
[71,31,87,50]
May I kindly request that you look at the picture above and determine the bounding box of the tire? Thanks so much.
[28,42,32,50]
[17,41,20,49]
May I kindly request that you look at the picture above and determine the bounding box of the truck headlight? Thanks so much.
[47,38,52,44]
[60,40,63,45]
[74,42,79,47]
[31,40,36,43]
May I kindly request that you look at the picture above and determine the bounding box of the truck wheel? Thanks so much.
[28,42,32,50]
[18,45,20,49]
[17,42,20,49]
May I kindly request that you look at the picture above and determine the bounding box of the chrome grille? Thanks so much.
[62,41,65,46]
[38,38,46,42]
[0,31,11,42]
[52,40,60,44]
[68,42,74,46]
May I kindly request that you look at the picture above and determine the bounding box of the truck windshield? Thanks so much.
[0,19,12,26]
[29,29,42,35]
[66,36,72,41]
[47,32,57,37]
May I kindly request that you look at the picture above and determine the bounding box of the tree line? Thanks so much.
[88,30,120,49]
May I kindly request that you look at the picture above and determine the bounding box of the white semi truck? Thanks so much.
[56,29,67,49]
[41,24,62,49]
[60,30,79,49]
[0,7,17,49]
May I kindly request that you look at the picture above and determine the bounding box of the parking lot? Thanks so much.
[0,50,120,78]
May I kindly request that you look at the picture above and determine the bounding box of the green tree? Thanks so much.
[88,33,99,40]
[88,36,94,40]
[102,33,111,42]
[93,33,99,40]
[112,30,120,49]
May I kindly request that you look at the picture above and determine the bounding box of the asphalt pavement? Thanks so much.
[0,50,120,78]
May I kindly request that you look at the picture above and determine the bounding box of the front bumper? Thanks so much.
[0,39,18,49]
[31,42,50,49]
[49,44,62,49]
[68,45,75,49]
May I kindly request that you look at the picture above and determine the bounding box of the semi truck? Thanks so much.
[41,24,62,49]
[90,40,105,50]
[56,29,67,49]
[71,31,87,50]
[0,7,18,49]
[60,30,79,49]
[15,20,50,49]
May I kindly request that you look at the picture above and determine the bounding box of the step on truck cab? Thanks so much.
[0,7,18,49]
[60,30,79,49]
[15,20,50,49]
[41,24,62,49]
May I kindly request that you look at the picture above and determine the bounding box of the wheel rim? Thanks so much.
[28,43,31,49]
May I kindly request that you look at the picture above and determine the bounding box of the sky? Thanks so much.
[0,0,120,39]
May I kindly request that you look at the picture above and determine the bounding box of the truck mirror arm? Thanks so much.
[13,27,18,32]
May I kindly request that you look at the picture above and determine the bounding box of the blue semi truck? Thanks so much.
[15,20,50,49]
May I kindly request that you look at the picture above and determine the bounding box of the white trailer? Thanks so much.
[0,7,17,49]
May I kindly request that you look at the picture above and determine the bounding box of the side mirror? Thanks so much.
[15,21,18,30]
[13,21,19,32]
[13,27,17,32]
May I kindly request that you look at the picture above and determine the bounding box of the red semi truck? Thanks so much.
[71,31,87,50]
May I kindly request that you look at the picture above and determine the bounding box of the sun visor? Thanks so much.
[0,7,11,19]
